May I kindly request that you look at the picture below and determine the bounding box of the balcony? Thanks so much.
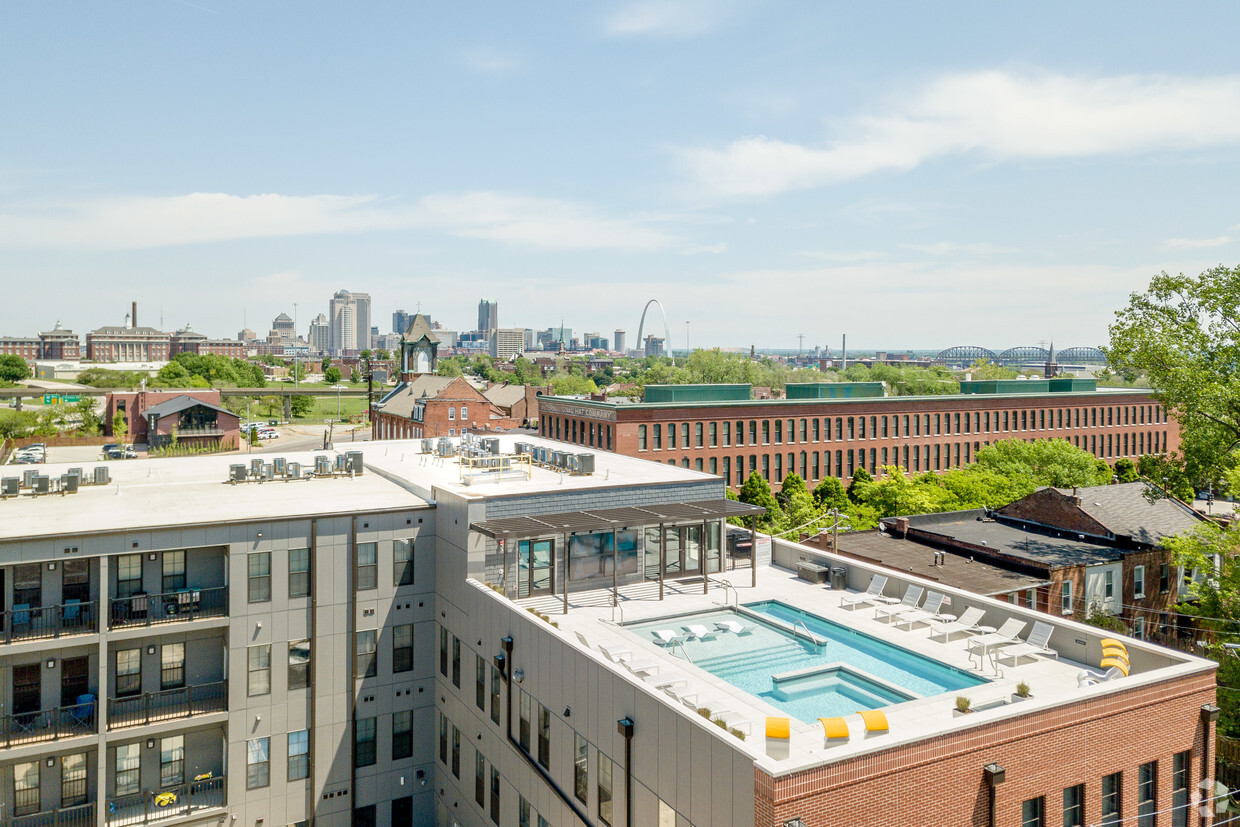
[0,601,99,643]
[0,700,96,748]
[106,775,225,827]
[12,802,95,827]
[108,681,227,730]
[108,587,227,630]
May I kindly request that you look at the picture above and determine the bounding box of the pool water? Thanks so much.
[627,601,985,723]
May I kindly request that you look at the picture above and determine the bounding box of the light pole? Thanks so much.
[684,321,691,358]
[332,384,346,421]
[293,302,299,390]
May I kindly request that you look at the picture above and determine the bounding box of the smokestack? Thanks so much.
[841,334,847,370]
[131,301,137,328]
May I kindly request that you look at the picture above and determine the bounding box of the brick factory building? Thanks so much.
[538,379,1180,488]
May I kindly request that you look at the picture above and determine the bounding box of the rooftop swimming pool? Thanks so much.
[626,600,986,723]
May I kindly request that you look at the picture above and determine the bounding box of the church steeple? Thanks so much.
[400,314,440,380]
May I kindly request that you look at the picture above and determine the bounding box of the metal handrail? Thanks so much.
[0,601,98,642]
[0,700,97,748]
[106,774,225,826]
[670,639,695,664]
[108,586,227,629]
[108,680,228,730]
[13,801,95,827]
[792,619,822,650]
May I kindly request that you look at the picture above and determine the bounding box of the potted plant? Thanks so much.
[953,696,973,717]
[1011,681,1031,703]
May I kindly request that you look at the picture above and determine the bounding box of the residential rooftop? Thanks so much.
[899,510,1124,567]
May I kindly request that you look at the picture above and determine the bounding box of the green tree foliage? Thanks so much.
[846,466,873,503]
[1113,457,1139,483]
[289,395,314,417]
[154,353,265,388]
[1108,265,1240,481]
[0,354,32,383]
[375,349,390,361]
[0,410,38,439]
[548,373,598,396]
[258,395,282,418]
[350,368,362,383]
[74,398,102,435]
[75,368,151,388]
[112,411,129,446]
[972,439,1113,490]
[321,356,332,372]
[775,472,806,508]
[812,477,848,512]
[437,358,464,377]
[1135,454,1196,501]
[323,366,343,384]
[738,471,782,530]
[963,358,1017,380]
[842,363,959,396]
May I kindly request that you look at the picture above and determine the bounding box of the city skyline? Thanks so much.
[4,3,1240,348]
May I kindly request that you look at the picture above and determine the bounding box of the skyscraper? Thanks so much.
[614,329,626,353]
[308,313,331,355]
[477,299,498,334]
[392,310,414,337]
[329,290,372,355]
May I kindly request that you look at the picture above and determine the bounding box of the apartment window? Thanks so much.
[1172,751,1190,827]
[1062,784,1083,827]
[1138,760,1157,827]
[490,764,501,824]
[289,547,310,598]
[116,743,142,796]
[667,423,676,449]
[14,762,39,816]
[537,704,551,769]
[439,627,448,677]
[161,735,185,788]
[161,642,185,690]
[248,645,271,696]
[652,424,661,450]
[393,624,413,673]
[709,421,717,447]
[162,550,186,592]
[723,421,732,446]
[448,406,455,421]
[247,738,270,789]
[1134,565,1146,598]
[1061,581,1073,615]
[695,422,703,447]
[574,733,589,804]
[392,797,413,827]
[354,717,376,767]
[774,419,783,443]
[1021,796,1044,827]
[289,729,310,780]
[1102,772,1122,825]
[452,636,461,687]
[356,543,377,591]
[289,639,311,689]
[116,554,143,598]
[61,752,87,807]
[638,424,647,450]
[248,552,271,603]
[475,653,487,709]
[63,558,89,604]
[598,755,614,825]
[354,805,377,827]
[1104,570,1115,600]
[460,405,468,421]
[393,710,413,760]
[749,420,757,445]
[355,630,377,678]
[519,691,532,751]
[116,647,142,696]
[490,664,501,725]
[452,725,461,778]
[1161,563,1172,593]
[439,714,448,764]
[520,797,533,827]
[812,418,820,441]
[476,751,486,806]
[681,422,689,447]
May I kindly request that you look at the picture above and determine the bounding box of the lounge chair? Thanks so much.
[620,659,659,679]
[859,709,888,733]
[646,673,687,691]
[928,607,986,642]
[874,585,925,622]
[715,620,756,636]
[995,621,1058,666]
[597,644,633,663]
[651,629,688,647]
[891,591,948,630]
[840,574,888,610]
[819,716,850,741]
[1077,665,1127,686]
[683,624,719,641]
[966,618,1027,663]
[574,631,591,649]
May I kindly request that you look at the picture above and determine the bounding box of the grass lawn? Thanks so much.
[291,394,370,423]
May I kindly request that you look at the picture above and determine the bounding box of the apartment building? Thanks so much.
[539,380,1180,488]
[0,436,1216,827]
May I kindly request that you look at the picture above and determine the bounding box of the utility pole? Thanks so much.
[685,321,691,357]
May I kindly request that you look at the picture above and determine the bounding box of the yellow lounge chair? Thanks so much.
[765,717,790,740]
[818,717,849,739]
[1100,638,1126,650]
[1100,656,1130,676]
[859,709,889,732]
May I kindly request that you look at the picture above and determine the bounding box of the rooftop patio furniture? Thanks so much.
[891,591,948,630]
[683,624,719,641]
[967,618,1027,667]
[928,607,987,642]
[652,629,689,647]
[715,620,756,636]
[874,584,925,622]
[859,709,889,732]
[819,716,849,740]
[995,621,1058,666]
[840,574,888,610]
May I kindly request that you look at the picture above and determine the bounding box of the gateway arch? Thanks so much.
[635,299,674,365]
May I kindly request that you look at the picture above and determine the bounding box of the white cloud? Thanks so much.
[461,48,521,74]
[679,71,1240,196]
[1160,235,1232,249]
[602,0,739,37]
[0,191,674,252]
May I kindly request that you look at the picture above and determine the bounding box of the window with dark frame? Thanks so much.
[289,547,311,598]
[355,630,377,678]
[1062,784,1083,827]
[61,752,88,807]
[1021,796,1044,827]
[1102,771,1122,825]
[162,550,186,593]
[1172,750,1190,827]
[248,644,271,696]
[393,710,413,760]
[288,729,310,780]
[116,648,142,696]
[394,539,414,586]
[289,639,311,689]
[393,624,413,673]
[248,552,271,603]
[354,716,376,767]
[160,641,185,690]
[356,542,378,591]
[247,737,270,789]
[160,735,185,788]
[1138,760,1157,827]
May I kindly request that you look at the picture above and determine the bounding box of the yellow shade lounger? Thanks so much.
[859,710,888,732]
[1101,648,1129,666]
[765,717,791,739]
[1100,656,1130,676]
[1100,638,1126,650]
[819,717,849,739]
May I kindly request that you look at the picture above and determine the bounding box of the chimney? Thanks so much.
[894,517,909,537]
[131,301,138,328]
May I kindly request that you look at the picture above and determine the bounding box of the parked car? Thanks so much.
[103,444,137,459]
[257,428,278,440]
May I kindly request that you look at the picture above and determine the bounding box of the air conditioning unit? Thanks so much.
[286,462,302,480]
[249,458,264,477]
[272,457,287,475]
[482,438,500,455]
[346,451,364,474]
[314,455,333,476]
[22,469,38,488]
[575,453,595,475]
[60,473,79,494]
[229,464,247,484]
[260,464,274,482]
[0,477,18,498]
[67,467,84,484]
[93,467,110,485]
[334,455,347,473]
[32,475,50,495]
[420,438,434,453]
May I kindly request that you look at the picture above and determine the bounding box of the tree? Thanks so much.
[812,477,848,512]
[1108,265,1240,480]
[112,411,129,446]
[289,395,314,418]
[1136,454,1196,501]
[738,471,782,530]
[258,395,282,418]
[846,467,873,503]
[972,438,1112,490]
[1113,457,1139,483]
[0,354,32,383]
[776,472,806,509]
[324,366,343,384]
[963,358,1017,381]
[350,368,362,383]
[375,349,390,361]
[437,359,463,378]
[74,398,102,435]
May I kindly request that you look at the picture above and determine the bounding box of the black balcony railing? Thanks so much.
[108,681,227,730]
[108,587,227,629]
[106,775,225,826]
[0,700,96,748]
[0,601,99,643]
[12,802,95,827]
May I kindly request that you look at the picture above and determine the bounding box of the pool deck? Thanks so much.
[516,562,1212,776]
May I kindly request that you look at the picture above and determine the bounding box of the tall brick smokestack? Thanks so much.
[132,301,137,328]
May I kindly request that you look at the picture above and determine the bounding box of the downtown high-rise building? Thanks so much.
[392,310,414,337]
[477,299,498,334]
[329,290,372,355]
[307,313,331,355]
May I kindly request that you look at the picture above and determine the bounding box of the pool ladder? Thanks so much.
[670,639,695,664]
[791,619,822,651]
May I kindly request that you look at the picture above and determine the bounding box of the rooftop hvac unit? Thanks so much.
[1,477,18,498]
[272,457,287,475]
[32,475,50,495]
[334,455,347,473]
[346,451,364,474]
[286,462,302,480]
[93,467,110,485]
[551,451,567,469]
[22,469,38,488]
[67,468,84,484]
[575,453,595,475]
[60,473,79,494]
[565,454,580,474]
[314,455,333,476]
[250,458,264,476]
[482,438,500,455]
[420,438,434,453]
[229,464,247,484]
[260,464,274,482]
[535,447,548,465]
[436,438,456,457]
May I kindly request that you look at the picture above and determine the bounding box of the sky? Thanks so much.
[3,1,1240,351]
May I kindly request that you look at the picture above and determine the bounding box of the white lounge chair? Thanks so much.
[1077,666,1127,687]
[995,621,1058,666]
[574,631,591,649]
[597,644,633,663]
[874,584,925,622]
[715,620,756,636]
[891,591,947,630]
[840,574,888,610]
[967,618,1027,663]
[620,659,659,678]
[683,624,719,641]
[928,607,986,642]
[652,629,688,647]
[646,673,688,691]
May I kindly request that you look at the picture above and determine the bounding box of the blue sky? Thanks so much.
[3,1,1240,351]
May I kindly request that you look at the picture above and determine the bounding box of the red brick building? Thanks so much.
[168,326,247,358]
[0,322,81,360]
[86,325,171,362]
[374,375,514,439]
[539,380,1180,489]
[105,389,236,446]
